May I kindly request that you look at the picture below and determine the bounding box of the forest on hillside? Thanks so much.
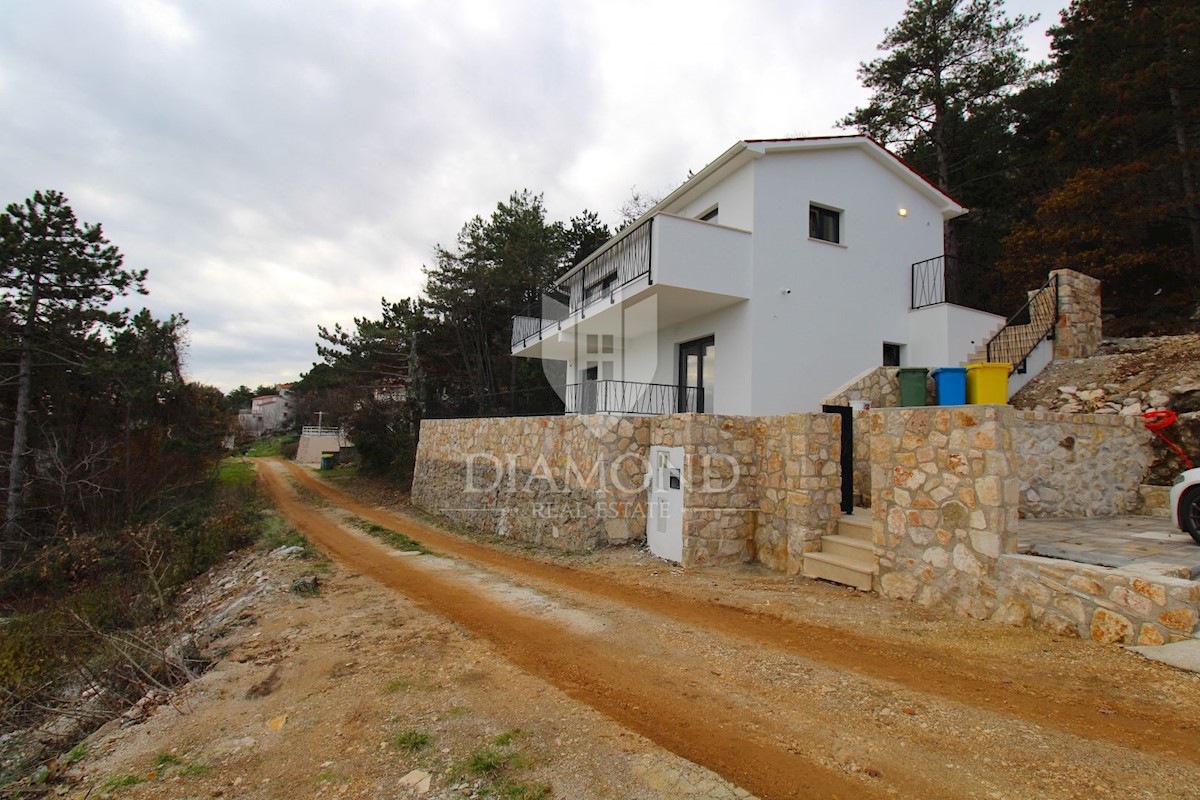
[0,191,259,775]
[296,0,1200,484]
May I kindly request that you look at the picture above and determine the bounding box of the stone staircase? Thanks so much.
[802,510,877,591]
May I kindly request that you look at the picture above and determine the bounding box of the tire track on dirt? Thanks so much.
[274,459,1200,763]
[260,460,907,800]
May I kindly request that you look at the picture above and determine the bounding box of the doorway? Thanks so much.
[678,335,715,413]
[821,404,854,515]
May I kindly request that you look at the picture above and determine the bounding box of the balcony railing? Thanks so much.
[911,254,965,309]
[566,380,697,415]
[511,218,654,349]
[301,426,344,436]
[571,217,653,313]
[422,380,698,419]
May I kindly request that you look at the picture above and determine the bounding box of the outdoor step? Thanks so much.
[802,551,875,591]
[821,534,877,566]
[837,513,874,542]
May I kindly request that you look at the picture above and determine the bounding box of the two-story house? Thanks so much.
[511,135,1007,416]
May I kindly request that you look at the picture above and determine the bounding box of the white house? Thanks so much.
[511,136,1009,416]
[239,384,296,435]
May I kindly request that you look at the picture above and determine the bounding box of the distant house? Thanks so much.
[238,384,296,436]
[511,135,1010,415]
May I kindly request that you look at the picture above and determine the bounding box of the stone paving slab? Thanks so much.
[1127,639,1200,673]
[1018,516,1200,579]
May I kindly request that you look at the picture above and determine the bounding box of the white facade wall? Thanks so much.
[907,304,1005,367]
[652,214,751,298]
[743,147,949,414]
[676,162,755,230]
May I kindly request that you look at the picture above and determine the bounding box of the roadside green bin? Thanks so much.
[897,367,929,407]
[320,452,336,470]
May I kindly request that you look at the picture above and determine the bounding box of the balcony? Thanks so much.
[512,213,751,358]
[566,380,698,415]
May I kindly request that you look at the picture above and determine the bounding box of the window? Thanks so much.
[809,203,841,243]
[699,206,719,223]
[883,342,901,367]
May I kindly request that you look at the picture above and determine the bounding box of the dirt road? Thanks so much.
[255,459,1200,799]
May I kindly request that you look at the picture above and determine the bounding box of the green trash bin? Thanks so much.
[320,452,335,470]
[897,367,930,407]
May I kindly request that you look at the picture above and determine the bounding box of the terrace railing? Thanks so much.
[423,380,697,419]
[511,218,654,349]
[911,254,965,309]
[567,380,697,415]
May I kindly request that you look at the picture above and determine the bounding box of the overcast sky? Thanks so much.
[1,0,1063,391]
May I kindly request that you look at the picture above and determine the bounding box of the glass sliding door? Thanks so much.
[677,336,715,413]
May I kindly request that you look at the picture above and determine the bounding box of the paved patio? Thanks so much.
[1017,516,1200,579]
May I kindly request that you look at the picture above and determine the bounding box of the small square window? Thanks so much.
[809,204,841,243]
[883,343,901,367]
[699,206,719,223]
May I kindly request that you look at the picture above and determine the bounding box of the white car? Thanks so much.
[1171,467,1200,544]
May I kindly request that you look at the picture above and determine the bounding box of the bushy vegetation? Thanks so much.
[0,192,260,787]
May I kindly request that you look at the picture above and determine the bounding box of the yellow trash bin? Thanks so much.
[965,363,1011,404]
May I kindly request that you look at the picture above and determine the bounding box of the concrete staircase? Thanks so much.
[802,510,877,591]
[964,283,1057,366]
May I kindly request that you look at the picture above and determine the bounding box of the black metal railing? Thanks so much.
[566,380,698,415]
[423,380,697,419]
[511,290,569,348]
[985,274,1059,372]
[911,254,965,309]
[570,217,653,313]
[510,218,654,350]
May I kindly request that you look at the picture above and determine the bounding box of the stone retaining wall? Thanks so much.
[1135,484,1172,518]
[872,406,1019,615]
[1010,410,1155,518]
[754,414,842,574]
[872,406,1198,643]
[414,412,840,570]
[653,415,758,567]
[413,416,651,551]
[996,554,1199,645]
[822,366,902,409]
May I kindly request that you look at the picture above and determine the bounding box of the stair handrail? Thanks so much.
[984,274,1059,372]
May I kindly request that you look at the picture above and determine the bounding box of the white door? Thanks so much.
[648,445,684,563]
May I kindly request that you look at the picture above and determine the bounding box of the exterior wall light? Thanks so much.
[898,208,908,217]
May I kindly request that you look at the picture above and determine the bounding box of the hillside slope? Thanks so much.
[1010,334,1200,482]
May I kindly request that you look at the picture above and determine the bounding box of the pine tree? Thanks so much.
[0,191,146,551]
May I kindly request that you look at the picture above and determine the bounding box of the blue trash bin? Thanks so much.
[931,367,967,405]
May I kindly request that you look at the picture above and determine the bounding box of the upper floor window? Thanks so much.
[809,203,841,244]
[699,206,719,223]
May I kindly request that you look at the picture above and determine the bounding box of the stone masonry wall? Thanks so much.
[1010,410,1155,518]
[823,366,901,409]
[754,414,842,574]
[412,416,650,551]
[872,406,1198,643]
[872,406,1019,616]
[652,415,758,568]
[996,555,1199,645]
[414,412,841,570]
[1052,269,1102,359]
